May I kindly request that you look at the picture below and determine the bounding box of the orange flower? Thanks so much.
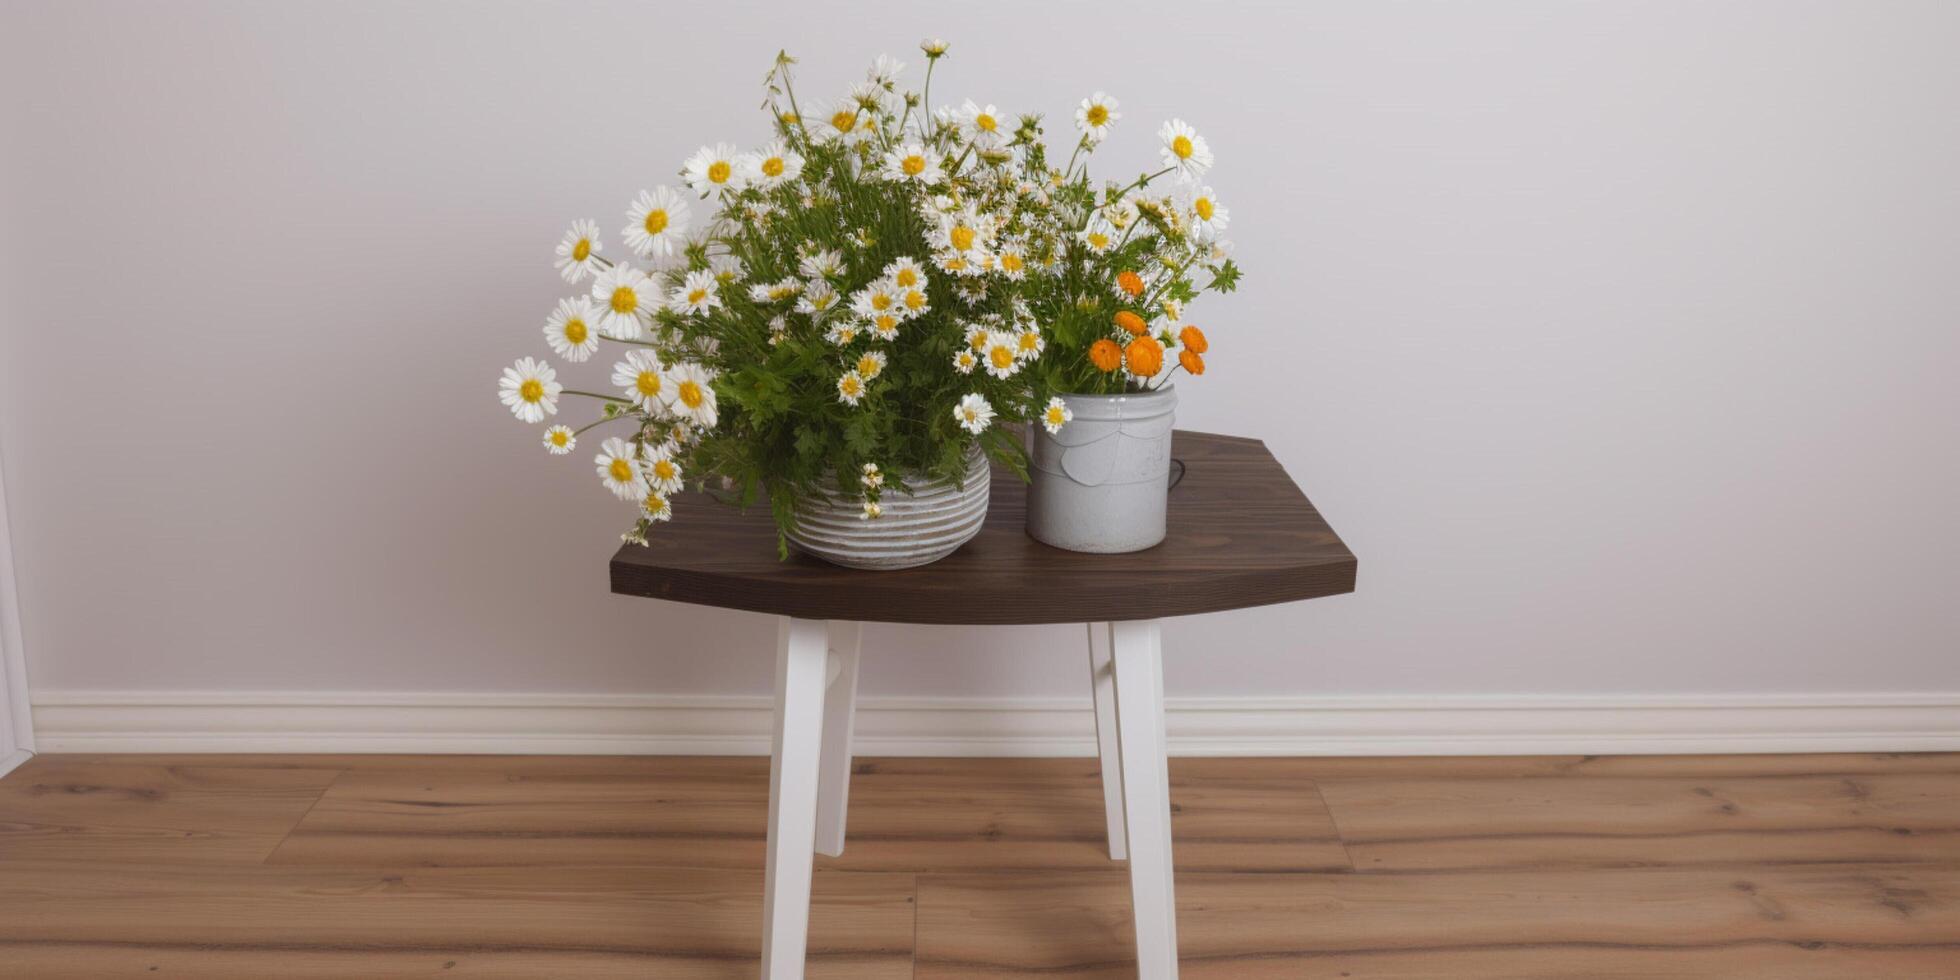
[1113,310,1147,336]
[1178,324,1208,354]
[1179,349,1206,375]
[1124,336,1164,377]
[1115,270,1144,297]
[1088,338,1123,373]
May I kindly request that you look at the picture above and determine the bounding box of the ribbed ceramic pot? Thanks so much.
[784,447,990,570]
[1027,386,1177,553]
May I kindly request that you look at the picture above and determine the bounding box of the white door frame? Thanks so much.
[0,447,35,776]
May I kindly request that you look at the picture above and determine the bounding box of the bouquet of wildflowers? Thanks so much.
[497,39,1241,549]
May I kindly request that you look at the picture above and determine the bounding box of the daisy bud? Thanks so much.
[920,38,948,58]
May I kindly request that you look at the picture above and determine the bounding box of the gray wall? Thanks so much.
[3,0,1956,704]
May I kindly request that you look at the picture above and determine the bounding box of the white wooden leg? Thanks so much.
[1086,622,1127,861]
[814,621,862,858]
[1111,618,1178,979]
[762,617,829,980]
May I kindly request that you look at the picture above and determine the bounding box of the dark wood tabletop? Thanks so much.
[610,430,1356,625]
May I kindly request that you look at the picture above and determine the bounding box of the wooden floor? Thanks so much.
[2,753,1958,977]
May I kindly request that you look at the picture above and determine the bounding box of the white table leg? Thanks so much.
[814,621,862,858]
[1086,622,1127,861]
[762,616,829,980]
[1111,618,1179,979]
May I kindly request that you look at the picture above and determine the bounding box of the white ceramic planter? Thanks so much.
[1026,387,1177,553]
[784,447,990,570]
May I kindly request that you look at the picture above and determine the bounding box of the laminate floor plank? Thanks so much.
[1319,773,1960,871]
[913,864,1960,978]
[0,862,914,979]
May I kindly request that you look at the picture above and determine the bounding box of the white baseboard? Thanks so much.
[27,691,1960,757]
[0,748,30,777]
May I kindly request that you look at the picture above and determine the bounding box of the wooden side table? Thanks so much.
[612,431,1357,979]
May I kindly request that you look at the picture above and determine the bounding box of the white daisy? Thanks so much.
[836,370,868,406]
[644,442,684,494]
[995,241,1029,280]
[868,312,901,341]
[850,279,900,320]
[797,282,841,317]
[767,315,788,345]
[553,220,603,283]
[897,284,931,318]
[595,437,646,501]
[952,349,978,374]
[542,424,577,455]
[1075,92,1120,143]
[816,100,862,144]
[952,393,995,434]
[590,263,659,339]
[673,270,722,316]
[1078,216,1118,254]
[884,256,928,290]
[738,140,804,188]
[708,254,746,285]
[824,320,861,346]
[981,331,1021,379]
[1014,325,1046,360]
[1180,184,1230,241]
[861,463,884,489]
[932,204,993,257]
[920,37,948,57]
[867,54,906,86]
[623,187,691,259]
[881,143,945,185]
[662,362,719,429]
[542,296,601,363]
[751,277,804,303]
[963,322,991,352]
[860,500,882,520]
[1040,397,1073,434]
[611,348,668,412]
[642,490,673,522]
[799,249,846,279]
[958,100,1007,147]
[682,143,745,194]
[853,350,888,380]
[1157,119,1214,180]
[498,357,561,423]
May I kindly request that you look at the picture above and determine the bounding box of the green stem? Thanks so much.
[573,414,633,437]
[564,389,631,403]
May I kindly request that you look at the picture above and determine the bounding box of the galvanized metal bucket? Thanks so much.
[1026,387,1177,553]
[785,446,990,570]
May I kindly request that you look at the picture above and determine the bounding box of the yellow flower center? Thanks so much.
[874,314,898,332]
[894,268,919,287]
[609,458,634,482]
[812,293,835,309]
[857,355,879,376]
[989,346,1015,370]
[949,225,975,251]
[762,156,785,177]
[969,332,988,352]
[901,154,926,176]
[835,328,858,344]
[1172,135,1193,160]
[1018,332,1039,352]
[563,318,588,345]
[1085,105,1108,126]
[519,379,544,403]
[1087,232,1110,250]
[636,372,661,397]
[1046,406,1066,424]
[572,238,591,261]
[550,430,569,446]
[653,459,677,481]
[644,493,666,514]
[904,290,926,311]
[610,287,638,314]
[707,161,731,184]
[975,113,997,132]
[870,293,892,311]
[678,380,705,409]
[831,110,856,132]
[643,210,668,235]
[841,376,862,396]
[1000,252,1024,273]
[1194,197,1215,221]
[687,288,709,305]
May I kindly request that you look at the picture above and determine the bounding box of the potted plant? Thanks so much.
[496,42,1066,568]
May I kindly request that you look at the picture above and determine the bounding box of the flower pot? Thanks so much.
[785,446,990,570]
[1027,386,1177,553]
